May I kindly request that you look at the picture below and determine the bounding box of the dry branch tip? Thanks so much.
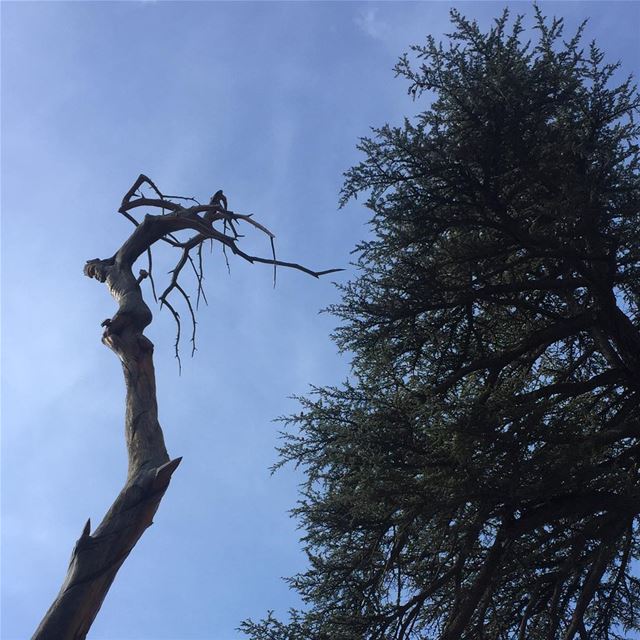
[100,175,341,363]
[154,457,183,489]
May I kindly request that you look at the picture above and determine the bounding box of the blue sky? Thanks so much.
[2,2,638,639]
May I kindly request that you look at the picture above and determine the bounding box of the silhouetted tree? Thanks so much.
[242,7,640,639]
[32,175,338,639]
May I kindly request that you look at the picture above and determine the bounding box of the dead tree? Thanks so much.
[32,175,339,640]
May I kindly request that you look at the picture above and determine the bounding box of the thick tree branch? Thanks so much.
[435,312,596,394]
[32,175,337,639]
[33,248,178,639]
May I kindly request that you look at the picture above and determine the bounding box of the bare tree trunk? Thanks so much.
[32,244,181,639]
[31,175,337,639]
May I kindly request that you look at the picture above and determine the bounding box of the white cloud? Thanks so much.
[355,7,388,41]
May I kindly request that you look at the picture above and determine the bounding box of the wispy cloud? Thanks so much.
[355,7,388,41]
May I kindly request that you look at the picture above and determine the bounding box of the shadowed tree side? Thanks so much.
[32,176,340,640]
[242,8,640,640]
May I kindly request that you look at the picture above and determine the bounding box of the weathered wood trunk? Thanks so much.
[32,236,181,639]
[31,174,334,638]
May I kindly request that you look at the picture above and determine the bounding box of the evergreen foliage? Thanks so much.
[242,7,640,639]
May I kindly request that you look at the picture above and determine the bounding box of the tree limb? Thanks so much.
[32,175,338,639]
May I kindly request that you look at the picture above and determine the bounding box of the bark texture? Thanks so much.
[32,176,337,639]
[32,220,181,639]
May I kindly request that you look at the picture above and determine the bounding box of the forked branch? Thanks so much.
[32,175,339,640]
[118,174,341,363]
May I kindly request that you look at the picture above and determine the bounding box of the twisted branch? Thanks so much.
[32,175,339,639]
[116,174,342,363]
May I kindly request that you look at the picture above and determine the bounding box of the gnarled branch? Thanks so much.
[32,175,339,639]
[117,174,342,362]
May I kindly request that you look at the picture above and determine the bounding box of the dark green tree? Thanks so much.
[242,7,640,639]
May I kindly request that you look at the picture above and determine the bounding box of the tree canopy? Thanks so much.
[242,7,640,640]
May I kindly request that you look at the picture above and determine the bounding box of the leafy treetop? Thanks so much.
[243,7,640,640]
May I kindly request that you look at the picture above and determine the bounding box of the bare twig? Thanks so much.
[160,296,182,373]
[270,236,277,288]
[195,243,208,309]
[175,283,198,357]
[112,174,341,361]
[146,248,158,303]
[163,194,202,205]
